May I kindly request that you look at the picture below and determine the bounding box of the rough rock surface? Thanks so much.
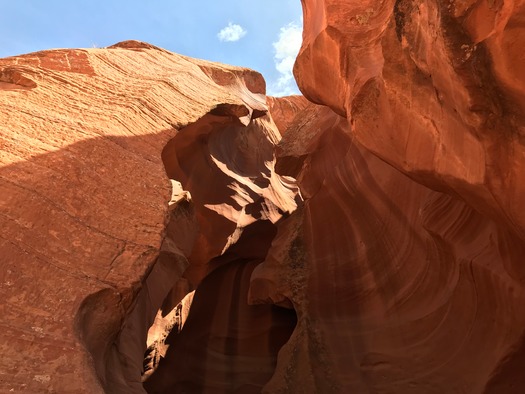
[249,0,525,392]
[3,0,525,392]
[0,40,298,393]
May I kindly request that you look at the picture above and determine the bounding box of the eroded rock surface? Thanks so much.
[3,1,525,392]
[244,0,525,392]
[0,41,298,393]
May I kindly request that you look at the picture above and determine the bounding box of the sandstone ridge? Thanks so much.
[1,40,298,393]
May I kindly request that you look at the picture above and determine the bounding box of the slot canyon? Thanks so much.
[2,0,525,393]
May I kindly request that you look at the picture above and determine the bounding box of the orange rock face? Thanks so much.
[0,41,298,393]
[295,0,525,240]
[3,1,525,391]
[255,0,525,392]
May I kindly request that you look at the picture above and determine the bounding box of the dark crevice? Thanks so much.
[143,254,297,393]
[142,109,299,392]
[76,102,299,393]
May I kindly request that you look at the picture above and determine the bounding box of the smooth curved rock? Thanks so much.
[252,104,525,393]
[295,0,525,241]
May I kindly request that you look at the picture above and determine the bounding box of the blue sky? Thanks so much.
[0,0,303,96]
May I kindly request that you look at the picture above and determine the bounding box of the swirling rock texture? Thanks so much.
[256,104,525,393]
[254,0,525,392]
[2,0,525,393]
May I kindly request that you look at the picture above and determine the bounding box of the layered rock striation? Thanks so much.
[2,0,525,392]
[254,104,525,393]
[250,0,525,392]
[0,40,298,393]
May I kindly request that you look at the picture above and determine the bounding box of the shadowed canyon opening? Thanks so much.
[76,103,300,393]
[6,0,525,393]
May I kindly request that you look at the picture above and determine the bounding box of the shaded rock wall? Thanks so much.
[0,41,298,393]
[144,257,297,393]
[254,104,525,393]
[3,0,525,391]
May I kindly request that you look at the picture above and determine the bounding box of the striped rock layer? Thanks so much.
[2,0,525,391]
[1,40,298,393]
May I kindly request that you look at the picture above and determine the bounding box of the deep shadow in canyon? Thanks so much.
[74,102,298,393]
[143,251,297,393]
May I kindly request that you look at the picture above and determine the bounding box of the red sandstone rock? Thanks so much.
[295,0,525,241]
[144,259,296,393]
[245,0,525,392]
[266,95,310,134]
[4,1,525,391]
[252,104,525,393]
[0,40,298,393]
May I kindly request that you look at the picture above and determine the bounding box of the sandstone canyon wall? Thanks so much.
[266,0,525,392]
[2,0,525,393]
[0,40,299,393]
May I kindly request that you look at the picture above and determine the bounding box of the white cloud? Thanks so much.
[268,22,302,96]
[217,22,247,42]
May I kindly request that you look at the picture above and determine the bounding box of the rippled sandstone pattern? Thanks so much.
[247,0,525,392]
[3,0,525,392]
